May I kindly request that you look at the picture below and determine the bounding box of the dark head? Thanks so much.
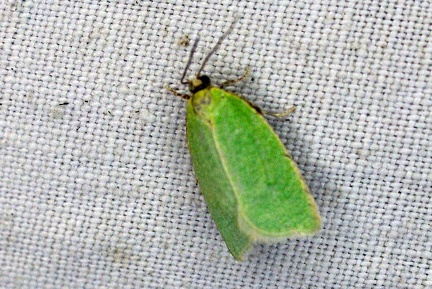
[179,18,239,93]
[189,75,211,93]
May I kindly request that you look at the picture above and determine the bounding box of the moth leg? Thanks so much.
[220,66,251,88]
[165,86,191,100]
[245,96,296,118]
[262,106,296,118]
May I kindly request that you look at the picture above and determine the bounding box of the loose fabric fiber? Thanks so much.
[1,1,431,288]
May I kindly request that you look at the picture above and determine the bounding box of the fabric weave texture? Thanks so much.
[1,1,431,288]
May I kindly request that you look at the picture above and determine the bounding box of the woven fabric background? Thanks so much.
[1,1,431,288]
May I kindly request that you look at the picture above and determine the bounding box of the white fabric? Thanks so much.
[1,1,431,288]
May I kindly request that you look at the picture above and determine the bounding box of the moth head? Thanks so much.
[189,75,211,93]
[180,18,238,94]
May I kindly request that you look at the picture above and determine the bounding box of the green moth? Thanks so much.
[168,21,321,261]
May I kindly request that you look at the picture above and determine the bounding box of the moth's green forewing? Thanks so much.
[186,87,321,261]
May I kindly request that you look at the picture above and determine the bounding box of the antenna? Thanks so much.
[196,17,239,77]
[180,37,200,84]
